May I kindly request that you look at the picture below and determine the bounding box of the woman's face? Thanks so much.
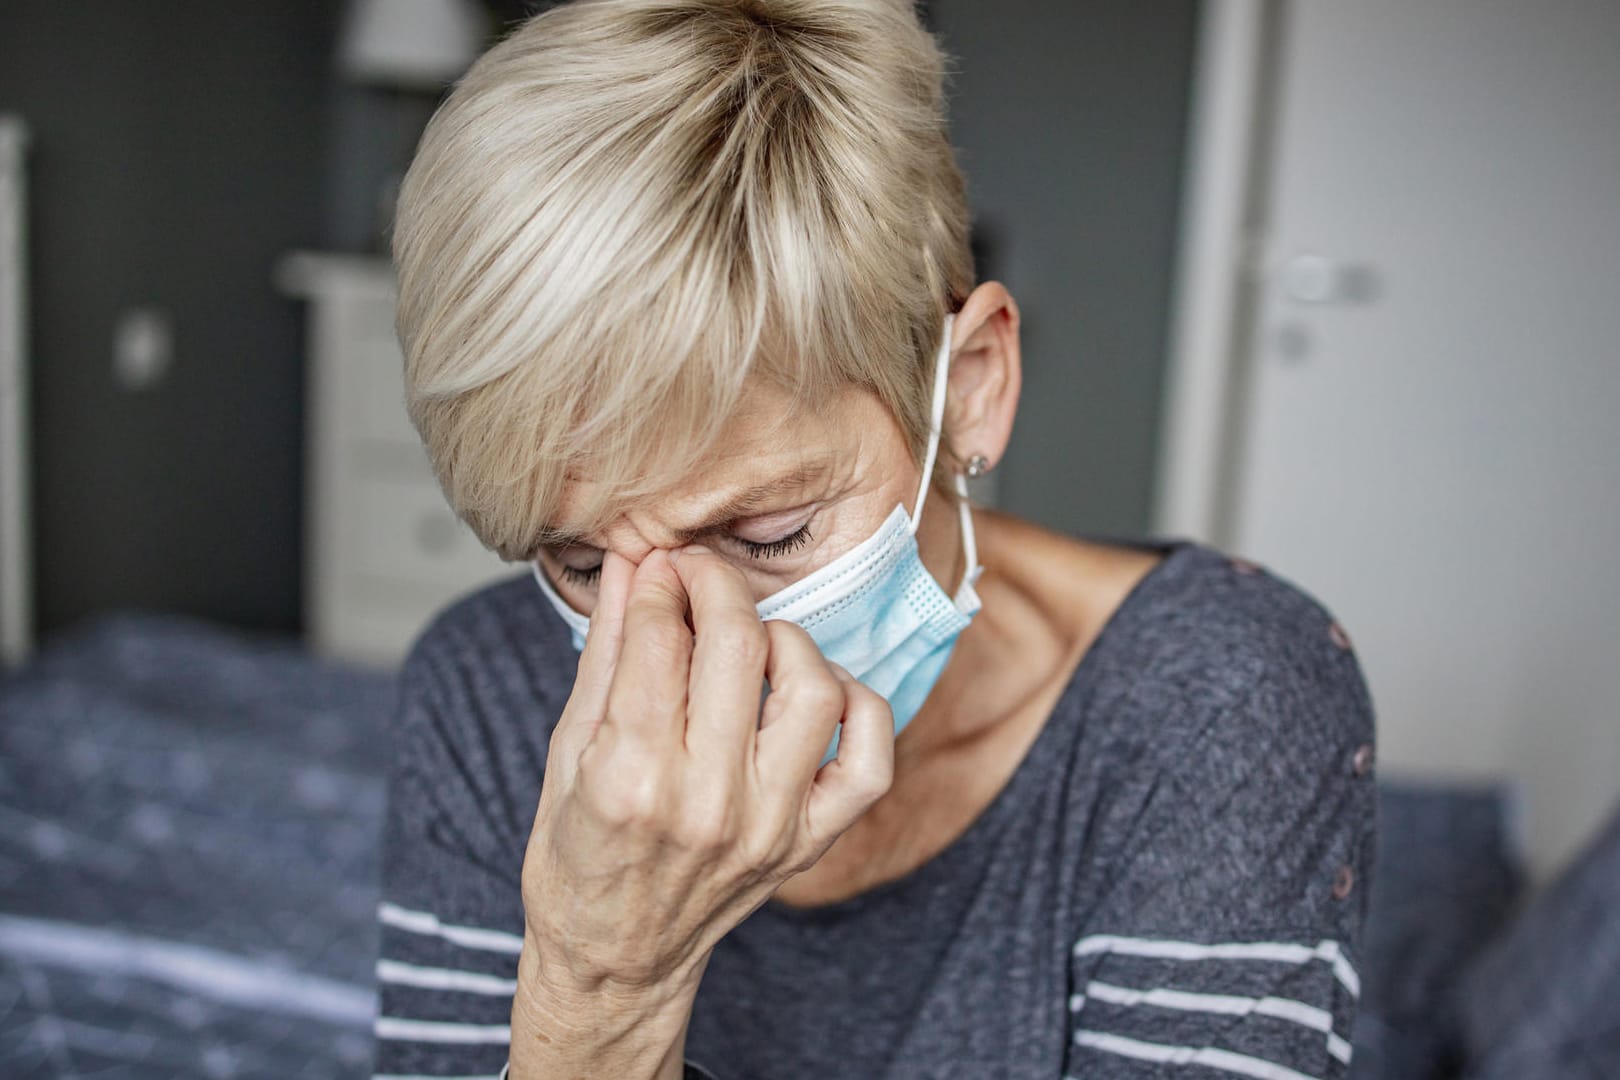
[535,382,932,616]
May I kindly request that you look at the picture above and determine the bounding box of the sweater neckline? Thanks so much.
[758,536,1203,925]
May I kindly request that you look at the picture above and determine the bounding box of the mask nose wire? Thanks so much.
[909,313,956,535]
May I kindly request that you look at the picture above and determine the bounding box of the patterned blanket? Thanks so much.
[0,616,395,1078]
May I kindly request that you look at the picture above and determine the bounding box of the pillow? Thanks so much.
[1352,783,1523,1079]
[1460,797,1620,1079]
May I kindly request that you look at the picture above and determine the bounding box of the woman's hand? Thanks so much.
[509,545,895,1078]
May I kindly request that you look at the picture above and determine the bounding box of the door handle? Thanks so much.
[1279,253,1381,305]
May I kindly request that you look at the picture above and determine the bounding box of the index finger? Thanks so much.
[604,550,693,749]
[549,550,635,779]
[672,545,769,761]
[571,549,634,712]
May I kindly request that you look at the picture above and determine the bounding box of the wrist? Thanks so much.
[509,933,704,1079]
[516,925,706,1013]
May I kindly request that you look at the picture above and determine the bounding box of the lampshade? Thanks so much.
[339,0,487,90]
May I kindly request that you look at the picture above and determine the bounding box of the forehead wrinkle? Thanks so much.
[663,458,833,544]
[538,455,834,551]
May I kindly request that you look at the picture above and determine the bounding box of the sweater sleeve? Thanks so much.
[371,624,531,1080]
[1062,603,1378,1079]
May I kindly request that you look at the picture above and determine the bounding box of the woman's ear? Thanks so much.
[945,282,1022,475]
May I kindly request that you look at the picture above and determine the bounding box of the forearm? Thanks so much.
[508,934,700,1080]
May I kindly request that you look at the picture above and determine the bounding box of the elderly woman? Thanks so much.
[372,1,1376,1078]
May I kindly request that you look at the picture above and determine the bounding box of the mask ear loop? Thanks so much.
[909,313,955,535]
[910,313,984,602]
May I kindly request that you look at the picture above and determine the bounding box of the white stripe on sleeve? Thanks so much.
[374,1016,512,1044]
[1084,980,1351,1065]
[1071,934,1360,998]
[1072,1029,1322,1080]
[376,959,519,996]
[378,902,525,955]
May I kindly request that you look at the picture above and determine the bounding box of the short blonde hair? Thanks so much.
[394,0,974,561]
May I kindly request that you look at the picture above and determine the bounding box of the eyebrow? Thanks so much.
[537,458,833,550]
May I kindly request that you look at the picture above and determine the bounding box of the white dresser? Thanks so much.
[276,252,515,667]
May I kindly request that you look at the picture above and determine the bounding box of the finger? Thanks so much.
[549,550,635,778]
[571,550,635,711]
[754,620,847,795]
[804,669,894,841]
[603,549,692,748]
[672,545,769,762]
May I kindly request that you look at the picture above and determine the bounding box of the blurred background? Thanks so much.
[1,1,1617,1077]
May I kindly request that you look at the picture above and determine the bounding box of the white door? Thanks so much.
[1229,0,1620,878]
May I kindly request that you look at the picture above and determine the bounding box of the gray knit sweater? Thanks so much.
[372,538,1376,1079]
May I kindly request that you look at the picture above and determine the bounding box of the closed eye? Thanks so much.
[546,520,815,588]
[557,562,602,586]
[734,522,813,559]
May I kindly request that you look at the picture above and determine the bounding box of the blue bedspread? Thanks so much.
[0,616,395,1078]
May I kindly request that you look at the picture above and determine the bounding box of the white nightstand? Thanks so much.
[276,252,514,667]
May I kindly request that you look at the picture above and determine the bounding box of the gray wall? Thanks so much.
[0,2,339,636]
[931,0,1198,541]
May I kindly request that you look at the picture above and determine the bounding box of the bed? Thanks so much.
[2,613,1617,1078]
[0,616,394,1077]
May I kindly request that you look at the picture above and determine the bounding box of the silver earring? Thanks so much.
[965,454,991,479]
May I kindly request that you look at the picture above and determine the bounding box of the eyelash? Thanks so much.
[558,563,602,586]
[739,523,813,560]
[554,524,814,586]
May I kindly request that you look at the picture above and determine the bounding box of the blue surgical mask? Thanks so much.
[532,314,982,761]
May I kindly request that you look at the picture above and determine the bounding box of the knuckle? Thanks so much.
[865,753,897,799]
[801,674,847,718]
[845,758,893,809]
[674,791,739,852]
[850,684,892,726]
[867,769,896,803]
[627,563,688,618]
[842,718,895,803]
[577,739,665,826]
[703,617,768,669]
[844,677,886,711]
[629,618,692,672]
[738,821,791,870]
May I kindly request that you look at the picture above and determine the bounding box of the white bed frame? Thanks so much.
[0,114,31,667]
